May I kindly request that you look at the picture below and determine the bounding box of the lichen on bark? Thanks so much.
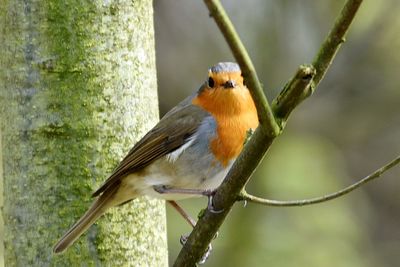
[0,0,167,266]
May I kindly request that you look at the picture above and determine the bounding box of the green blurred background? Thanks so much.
[154,1,400,266]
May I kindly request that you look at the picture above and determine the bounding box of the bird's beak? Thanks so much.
[224,80,236,89]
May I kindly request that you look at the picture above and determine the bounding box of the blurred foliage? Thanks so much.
[154,0,400,266]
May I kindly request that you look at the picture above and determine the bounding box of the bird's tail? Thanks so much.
[53,186,118,253]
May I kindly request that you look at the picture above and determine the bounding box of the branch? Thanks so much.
[238,156,400,207]
[312,0,363,86]
[272,0,363,124]
[173,1,364,266]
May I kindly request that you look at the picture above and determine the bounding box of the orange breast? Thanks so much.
[192,86,259,166]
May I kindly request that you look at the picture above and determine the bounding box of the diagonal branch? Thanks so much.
[173,0,364,266]
[312,0,363,86]
[272,0,363,124]
[238,155,400,207]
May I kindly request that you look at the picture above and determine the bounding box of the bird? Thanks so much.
[53,62,259,253]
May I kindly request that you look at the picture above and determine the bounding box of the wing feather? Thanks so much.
[92,97,209,197]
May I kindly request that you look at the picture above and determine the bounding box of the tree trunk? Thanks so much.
[0,0,167,266]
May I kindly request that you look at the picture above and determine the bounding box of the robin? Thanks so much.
[53,62,259,253]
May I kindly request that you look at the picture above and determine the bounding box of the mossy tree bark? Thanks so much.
[0,0,167,266]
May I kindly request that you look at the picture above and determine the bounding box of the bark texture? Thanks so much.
[0,0,167,266]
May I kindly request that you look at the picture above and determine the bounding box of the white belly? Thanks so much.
[123,157,233,201]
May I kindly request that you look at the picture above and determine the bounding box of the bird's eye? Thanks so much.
[207,77,215,88]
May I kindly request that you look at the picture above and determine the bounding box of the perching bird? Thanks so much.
[53,62,259,253]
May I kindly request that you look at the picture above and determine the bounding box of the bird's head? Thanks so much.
[206,62,243,90]
[193,62,256,116]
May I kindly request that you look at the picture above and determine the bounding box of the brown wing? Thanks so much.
[92,97,209,197]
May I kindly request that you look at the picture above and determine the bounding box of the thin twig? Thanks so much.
[272,0,363,124]
[312,0,363,86]
[238,156,400,207]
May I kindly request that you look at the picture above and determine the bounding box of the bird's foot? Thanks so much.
[180,233,212,265]
[202,190,224,214]
[153,185,224,213]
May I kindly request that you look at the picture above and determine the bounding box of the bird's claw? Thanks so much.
[203,190,224,214]
[180,233,189,246]
[180,233,212,265]
[199,243,212,265]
